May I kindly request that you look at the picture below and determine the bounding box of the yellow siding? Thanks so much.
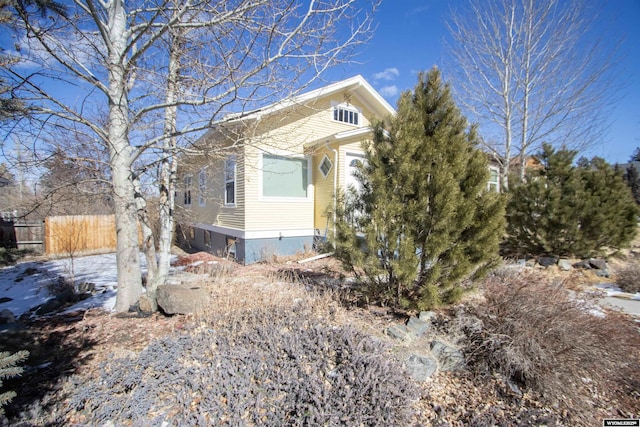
[243,143,314,231]
[182,84,382,234]
[312,144,338,232]
[178,148,245,230]
[253,96,373,153]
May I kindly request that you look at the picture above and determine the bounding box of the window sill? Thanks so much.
[258,197,313,203]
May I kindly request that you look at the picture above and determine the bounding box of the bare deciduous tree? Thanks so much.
[445,0,622,190]
[2,0,378,311]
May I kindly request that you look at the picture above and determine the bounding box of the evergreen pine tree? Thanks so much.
[334,68,506,310]
[577,157,638,253]
[506,144,638,257]
[0,350,28,417]
[622,164,640,205]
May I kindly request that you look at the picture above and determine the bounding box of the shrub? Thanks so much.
[459,272,640,423]
[616,263,640,294]
[506,145,638,257]
[333,67,505,310]
[68,303,417,426]
[0,350,29,417]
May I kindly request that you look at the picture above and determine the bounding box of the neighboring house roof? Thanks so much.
[620,161,640,174]
[218,75,396,125]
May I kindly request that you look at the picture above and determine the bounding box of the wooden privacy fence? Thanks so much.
[45,214,118,257]
[0,218,44,253]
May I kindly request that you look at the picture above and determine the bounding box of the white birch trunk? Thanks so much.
[148,28,181,310]
[108,0,143,313]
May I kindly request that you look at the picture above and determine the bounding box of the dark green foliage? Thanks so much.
[0,350,29,416]
[68,304,417,426]
[622,163,640,205]
[506,144,638,257]
[333,67,506,310]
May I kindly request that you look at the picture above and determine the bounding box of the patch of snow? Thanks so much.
[595,282,640,300]
[0,252,150,318]
[587,307,606,318]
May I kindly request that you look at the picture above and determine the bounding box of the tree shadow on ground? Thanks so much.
[1,312,97,425]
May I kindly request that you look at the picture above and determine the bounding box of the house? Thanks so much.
[177,76,499,264]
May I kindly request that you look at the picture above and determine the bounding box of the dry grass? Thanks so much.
[615,262,640,294]
[458,271,640,424]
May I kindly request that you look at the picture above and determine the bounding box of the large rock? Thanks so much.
[156,285,210,315]
[405,354,438,381]
[430,340,465,372]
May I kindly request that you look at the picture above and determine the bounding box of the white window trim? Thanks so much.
[318,154,333,178]
[488,166,500,192]
[331,101,362,127]
[198,169,207,207]
[183,174,193,207]
[258,150,312,202]
[224,155,237,207]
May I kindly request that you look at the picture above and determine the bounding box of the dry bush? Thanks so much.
[615,263,640,294]
[459,271,640,423]
[67,301,417,426]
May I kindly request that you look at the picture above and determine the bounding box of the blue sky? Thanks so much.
[337,0,640,164]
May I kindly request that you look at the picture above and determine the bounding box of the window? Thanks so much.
[319,154,333,178]
[225,156,236,206]
[262,154,308,198]
[488,168,500,192]
[333,106,359,125]
[198,169,206,206]
[187,227,195,240]
[183,175,192,206]
[204,230,211,248]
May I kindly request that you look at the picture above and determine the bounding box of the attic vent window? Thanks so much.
[333,106,359,125]
[319,155,333,178]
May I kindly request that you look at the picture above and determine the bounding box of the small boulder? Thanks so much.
[430,340,465,372]
[595,269,610,278]
[0,308,16,324]
[156,285,210,315]
[418,311,436,322]
[572,260,591,269]
[138,294,154,313]
[405,354,438,381]
[406,317,430,337]
[537,256,557,267]
[588,258,607,270]
[558,259,572,271]
[386,324,414,342]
